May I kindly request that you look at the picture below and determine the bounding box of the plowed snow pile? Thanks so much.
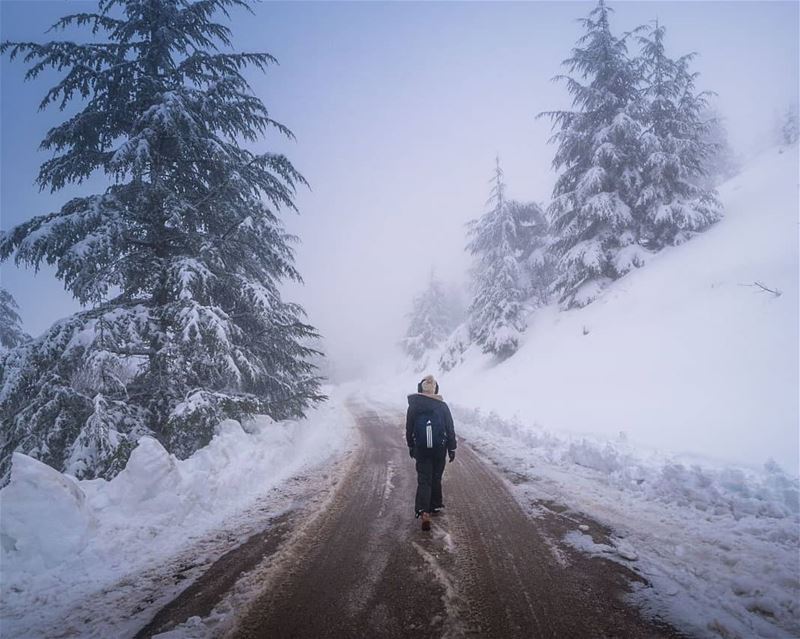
[454,407,799,639]
[0,396,354,639]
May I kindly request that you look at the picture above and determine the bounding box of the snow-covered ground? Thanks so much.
[0,392,355,639]
[454,406,799,639]
[442,145,799,474]
[362,379,798,638]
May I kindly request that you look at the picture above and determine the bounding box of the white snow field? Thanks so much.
[0,393,355,639]
[443,145,799,475]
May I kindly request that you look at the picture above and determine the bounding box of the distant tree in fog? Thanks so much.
[777,103,799,146]
[466,158,528,358]
[401,272,463,368]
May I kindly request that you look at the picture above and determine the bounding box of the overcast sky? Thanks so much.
[1,0,798,379]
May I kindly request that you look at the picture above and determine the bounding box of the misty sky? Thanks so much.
[1,0,798,379]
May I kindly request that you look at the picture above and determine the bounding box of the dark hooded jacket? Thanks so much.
[406,393,457,452]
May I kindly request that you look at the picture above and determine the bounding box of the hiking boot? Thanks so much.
[421,512,431,531]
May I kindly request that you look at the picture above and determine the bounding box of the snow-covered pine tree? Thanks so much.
[401,272,462,367]
[539,0,646,308]
[0,0,322,481]
[636,21,722,248]
[0,288,29,351]
[438,192,545,374]
[466,158,527,358]
[507,200,555,305]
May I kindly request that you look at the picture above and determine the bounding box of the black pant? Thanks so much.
[414,448,447,514]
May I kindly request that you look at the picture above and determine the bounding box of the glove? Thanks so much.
[409,447,415,459]
[448,450,456,463]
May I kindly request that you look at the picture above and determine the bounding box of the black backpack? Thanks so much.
[413,410,447,450]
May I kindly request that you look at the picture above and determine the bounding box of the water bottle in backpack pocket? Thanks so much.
[413,411,447,450]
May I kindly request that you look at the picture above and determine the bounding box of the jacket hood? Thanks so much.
[407,393,444,409]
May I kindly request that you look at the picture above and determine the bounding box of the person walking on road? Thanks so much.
[406,374,457,531]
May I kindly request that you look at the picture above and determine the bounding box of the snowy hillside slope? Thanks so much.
[443,145,799,473]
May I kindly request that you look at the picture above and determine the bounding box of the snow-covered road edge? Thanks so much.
[0,390,356,639]
[452,406,800,639]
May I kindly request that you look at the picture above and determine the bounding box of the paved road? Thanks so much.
[224,400,683,639]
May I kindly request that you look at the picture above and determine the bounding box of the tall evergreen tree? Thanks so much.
[401,272,462,367]
[539,0,646,308]
[636,22,722,247]
[0,0,322,480]
[467,158,527,358]
[0,288,29,351]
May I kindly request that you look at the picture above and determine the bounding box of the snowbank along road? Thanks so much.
[142,399,685,638]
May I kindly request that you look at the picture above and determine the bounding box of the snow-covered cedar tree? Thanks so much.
[466,158,528,358]
[635,21,722,248]
[538,0,647,308]
[0,0,323,482]
[778,103,799,146]
[507,200,556,305]
[0,288,29,351]
[694,106,738,189]
[401,272,463,369]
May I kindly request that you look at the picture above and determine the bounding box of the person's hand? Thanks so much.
[448,450,456,463]
[409,447,415,459]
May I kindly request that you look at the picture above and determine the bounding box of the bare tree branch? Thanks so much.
[739,281,782,297]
